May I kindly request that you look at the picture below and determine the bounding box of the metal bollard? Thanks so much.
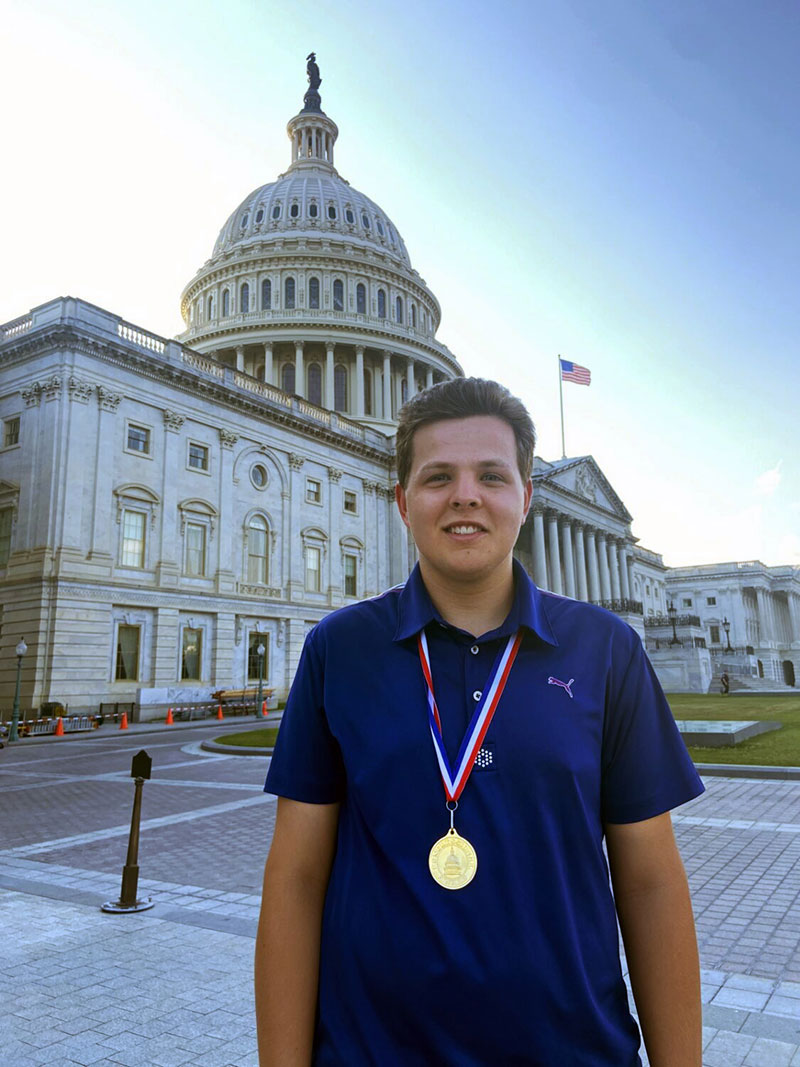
[101,750,155,913]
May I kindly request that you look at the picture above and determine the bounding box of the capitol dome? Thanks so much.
[179,57,461,432]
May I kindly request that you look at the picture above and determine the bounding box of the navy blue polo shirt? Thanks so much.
[265,561,703,1066]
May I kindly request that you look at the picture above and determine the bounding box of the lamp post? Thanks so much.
[723,617,732,652]
[667,602,680,646]
[9,637,27,742]
[257,641,265,715]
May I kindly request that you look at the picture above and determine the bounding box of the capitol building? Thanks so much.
[1,60,797,715]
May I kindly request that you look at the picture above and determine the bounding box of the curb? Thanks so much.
[696,763,800,781]
[5,716,277,746]
[201,740,274,756]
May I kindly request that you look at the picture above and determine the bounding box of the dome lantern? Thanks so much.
[286,52,338,173]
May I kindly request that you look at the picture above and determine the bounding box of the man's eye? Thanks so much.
[482,473,503,481]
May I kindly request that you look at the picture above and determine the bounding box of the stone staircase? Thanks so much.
[710,672,795,694]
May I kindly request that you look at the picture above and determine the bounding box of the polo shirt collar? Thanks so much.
[393,558,558,646]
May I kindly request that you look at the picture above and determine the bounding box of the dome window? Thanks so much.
[255,208,264,224]
[261,279,272,310]
[309,277,320,309]
[251,464,268,489]
[333,279,344,312]
[290,202,300,219]
[272,204,282,220]
[401,379,409,404]
[345,207,355,224]
[285,277,296,309]
[307,363,322,406]
[376,219,385,237]
[207,294,216,319]
[327,204,337,220]
[282,363,296,394]
[309,202,318,218]
[377,289,386,319]
[334,364,348,412]
[222,288,230,317]
[361,213,371,230]
[387,224,395,245]
[410,303,417,328]
[396,296,403,324]
[356,283,366,315]
[241,283,250,314]
[241,213,249,229]
[364,368,373,416]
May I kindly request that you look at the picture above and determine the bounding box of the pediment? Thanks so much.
[534,456,632,522]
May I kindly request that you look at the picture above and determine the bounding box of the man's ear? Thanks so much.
[521,478,533,523]
[395,483,411,528]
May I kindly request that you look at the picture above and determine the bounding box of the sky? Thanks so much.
[2,0,798,568]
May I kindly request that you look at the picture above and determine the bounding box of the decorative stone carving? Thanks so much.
[575,467,597,503]
[163,409,185,432]
[288,453,305,471]
[97,386,121,412]
[67,377,94,403]
[219,428,238,449]
[22,383,42,407]
[327,467,343,482]
[42,375,63,401]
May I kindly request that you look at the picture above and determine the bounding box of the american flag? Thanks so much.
[560,358,591,386]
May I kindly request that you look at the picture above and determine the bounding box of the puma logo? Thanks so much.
[548,676,574,699]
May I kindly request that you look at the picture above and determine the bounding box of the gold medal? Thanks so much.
[428,828,477,890]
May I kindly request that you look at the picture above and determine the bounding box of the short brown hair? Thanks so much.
[395,378,536,488]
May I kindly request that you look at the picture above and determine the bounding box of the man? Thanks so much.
[255,378,704,1065]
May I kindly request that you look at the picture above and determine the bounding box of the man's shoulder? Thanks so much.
[308,584,405,645]
[537,588,641,650]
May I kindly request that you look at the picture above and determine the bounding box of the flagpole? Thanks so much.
[558,356,566,458]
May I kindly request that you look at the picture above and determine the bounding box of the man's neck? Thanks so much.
[419,561,515,638]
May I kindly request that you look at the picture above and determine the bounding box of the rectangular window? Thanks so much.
[181,628,202,680]
[248,633,270,681]
[115,625,140,680]
[344,553,357,597]
[188,442,209,471]
[0,507,12,566]
[121,510,146,568]
[710,625,720,644]
[185,523,206,576]
[682,598,692,608]
[305,545,321,592]
[247,523,268,584]
[3,416,20,448]
[126,423,150,454]
[707,596,716,606]
[343,490,358,514]
[306,478,321,504]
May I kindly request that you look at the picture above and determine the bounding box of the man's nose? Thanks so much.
[450,475,480,508]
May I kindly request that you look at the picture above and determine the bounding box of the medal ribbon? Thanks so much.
[418,628,523,802]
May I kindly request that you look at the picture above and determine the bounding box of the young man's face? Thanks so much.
[395,415,532,590]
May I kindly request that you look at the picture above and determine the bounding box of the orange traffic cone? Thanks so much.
[261,700,268,717]
[54,716,64,737]
[119,712,128,730]
[217,704,224,720]
[165,707,174,725]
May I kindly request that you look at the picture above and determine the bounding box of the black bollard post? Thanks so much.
[102,750,155,913]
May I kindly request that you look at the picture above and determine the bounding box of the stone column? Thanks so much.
[325,341,335,410]
[216,429,238,595]
[327,467,342,603]
[263,342,273,385]
[426,366,434,390]
[547,512,563,595]
[609,539,622,601]
[287,454,305,599]
[618,544,631,601]
[755,588,773,644]
[295,341,305,399]
[355,345,365,417]
[586,528,601,602]
[788,594,800,644]
[90,387,122,561]
[561,519,576,599]
[382,351,392,420]
[597,533,612,602]
[154,407,184,586]
[406,360,415,404]
[235,345,245,372]
[531,505,547,589]
[574,523,588,602]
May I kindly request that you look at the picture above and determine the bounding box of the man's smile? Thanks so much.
[444,523,487,535]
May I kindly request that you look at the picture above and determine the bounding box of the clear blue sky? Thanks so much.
[2,0,798,567]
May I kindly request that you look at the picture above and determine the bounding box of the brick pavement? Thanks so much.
[3,728,800,1065]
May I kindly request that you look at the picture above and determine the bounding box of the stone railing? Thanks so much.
[183,350,225,379]
[233,372,291,405]
[593,598,644,616]
[0,315,33,341]
[117,321,166,354]
[236,583,285,598]
[644,614,701,628]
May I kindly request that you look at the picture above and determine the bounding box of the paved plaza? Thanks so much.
[2,721,800,1065]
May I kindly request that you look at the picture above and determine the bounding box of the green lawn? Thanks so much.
[216,727,279,748]
[666,693,800,766]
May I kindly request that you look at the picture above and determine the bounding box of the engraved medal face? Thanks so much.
[428,828,477,890]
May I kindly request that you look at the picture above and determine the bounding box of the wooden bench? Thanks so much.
[211,688,276,714]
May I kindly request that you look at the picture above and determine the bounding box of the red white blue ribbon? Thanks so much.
[417,629,523,802]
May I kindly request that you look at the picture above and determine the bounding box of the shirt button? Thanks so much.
[470,645,479,655]
[473,690,482,702]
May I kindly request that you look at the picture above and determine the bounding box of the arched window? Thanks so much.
[396,296,403,323]
[345,207,355,224]
[222,288,230,317]
[255,208,264,224]
[376,219,385,237]
[401,379,409,404]
[364,369,373,416]
[327,203,337,220]
[282,363,295,394]
[261,279,271,310]
[290,202,299,219]
[333,279,344,311]
[308,363,322,406]
[207,294,215,319]
[285,277,295,309]
[356,283,366,314]
[272,203,281,220]
[334,364,348,412]
[309,277,320,309]
[247,515,269,585]
[377,289,386,318]
[410,303,417,328]
[240,283,250,314]
[309,201,318,218]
